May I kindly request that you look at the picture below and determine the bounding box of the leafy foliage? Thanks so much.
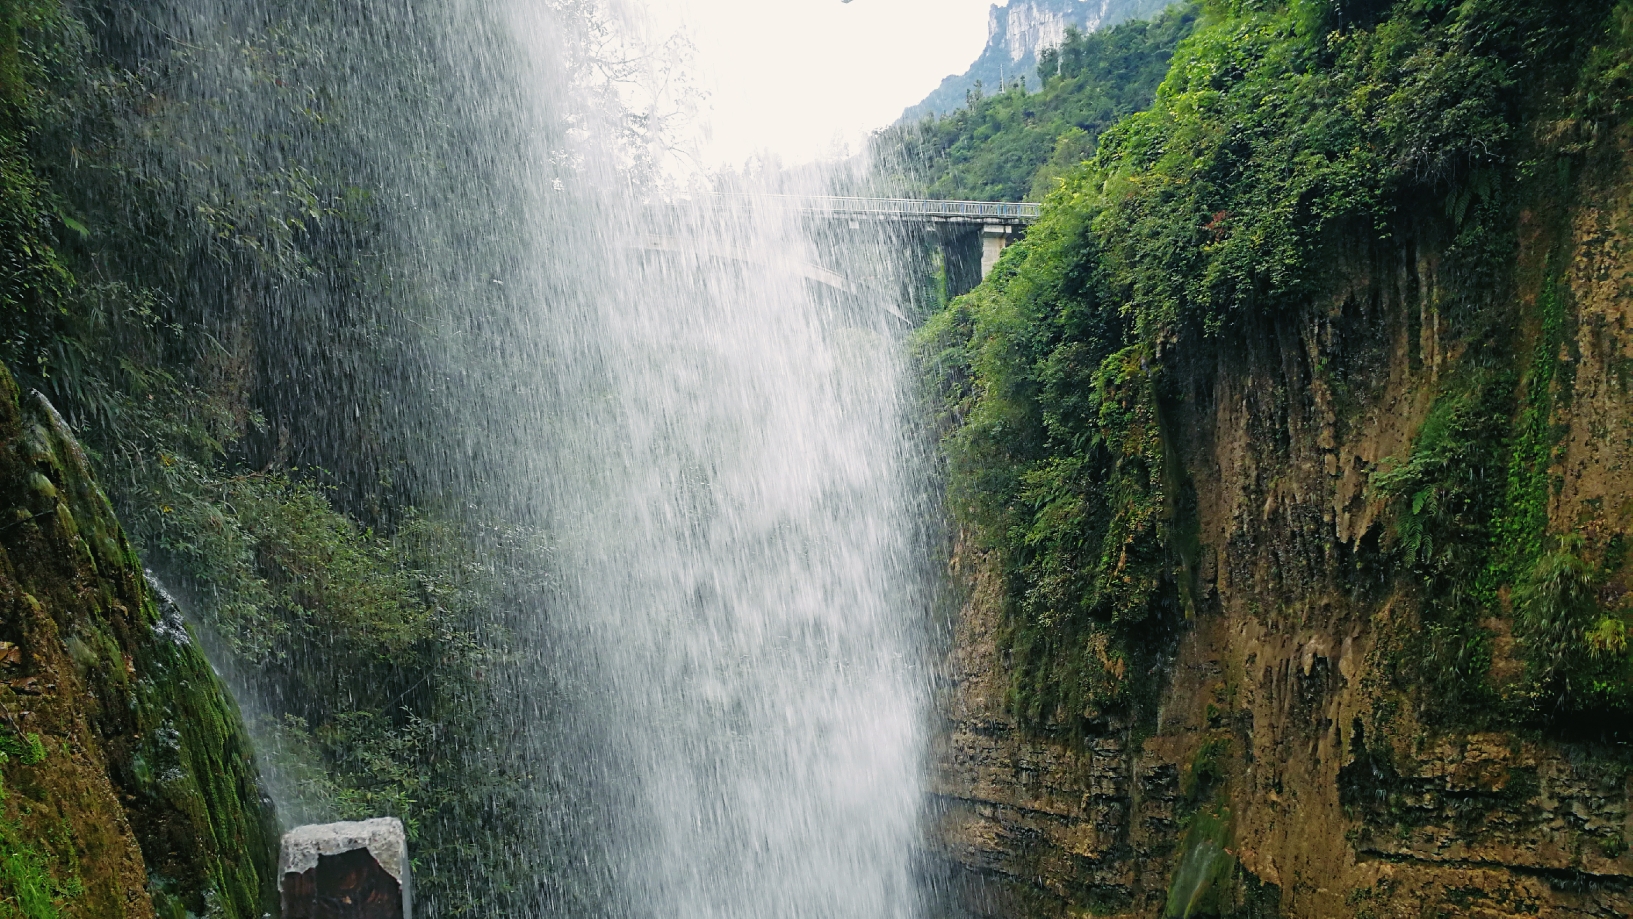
[1515,537,1601,696]
[1372,255,1632,724]
[1083,0,1617,341]
[917,188,1176,732]
[1368,369,1512,714]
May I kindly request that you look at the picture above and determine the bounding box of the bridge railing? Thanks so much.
[683,195,1041,222]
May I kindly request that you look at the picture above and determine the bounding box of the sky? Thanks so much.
[633,0,1002,167]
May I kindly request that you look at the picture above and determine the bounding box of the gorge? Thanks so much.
[2,1,1633,918]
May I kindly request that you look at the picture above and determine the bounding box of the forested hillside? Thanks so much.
[902,0,1175,123]
[875,4,1197,202]
[917,0,1633,914]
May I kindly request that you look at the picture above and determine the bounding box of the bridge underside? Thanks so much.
[641,197,1039,321]
[927,223,1019,298]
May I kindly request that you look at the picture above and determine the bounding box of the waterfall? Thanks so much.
[535,198,932,919]
[490,8,938,910]
[457,8,936,916]
[95,0,936,915]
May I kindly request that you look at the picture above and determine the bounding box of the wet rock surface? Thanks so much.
[927,138,1633,919]
[0,362,279,917]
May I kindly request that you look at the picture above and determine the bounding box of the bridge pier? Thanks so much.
[981,225,1016,280]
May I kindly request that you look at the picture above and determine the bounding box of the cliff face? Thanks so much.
[901,0,1171,121]
[926,75,1633,919]
[0,362,278,918]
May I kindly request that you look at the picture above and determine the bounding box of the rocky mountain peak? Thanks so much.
[904,0,1172,121]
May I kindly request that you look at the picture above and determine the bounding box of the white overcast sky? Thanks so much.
[632,0,1002,166]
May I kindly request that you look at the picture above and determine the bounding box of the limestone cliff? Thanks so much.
[926,75,1633,919]
[0,362,278,918]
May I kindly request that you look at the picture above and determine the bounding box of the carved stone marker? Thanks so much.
[280,818,411,919]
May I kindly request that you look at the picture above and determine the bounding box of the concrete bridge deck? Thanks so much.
[687,195,1041,227]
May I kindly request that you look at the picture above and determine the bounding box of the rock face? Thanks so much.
[902,0,1170,121]
[925,121,1633,918]
[0,361,279,917]
[280,818,411,919]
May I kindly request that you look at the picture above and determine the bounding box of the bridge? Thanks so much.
[691,195,1040,225]
[642,195,1045,310]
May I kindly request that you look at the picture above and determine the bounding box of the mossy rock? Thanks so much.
[0,361,278,918]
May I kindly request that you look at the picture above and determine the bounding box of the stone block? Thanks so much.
[280,818,411,919]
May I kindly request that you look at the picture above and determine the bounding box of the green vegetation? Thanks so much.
[916,196,1174,732]
[917,0,1633,735]
[1181,737,1229,803]
[1164,804,1233,918]
[2,360,281,918]
[0,736,44,770]
[875,4,1200,201]
[1372,255,1633,723]
[0,745,80,919]
[1367,364,1515,718]
[1164,753,1279,918]
[0,777,82,919]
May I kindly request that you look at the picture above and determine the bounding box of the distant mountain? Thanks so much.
[902,0,1175,122]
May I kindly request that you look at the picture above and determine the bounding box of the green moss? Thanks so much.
[1181,737,1230,804]
[1486,266,1572,595]
[1600,831,1627,859]
[0,765,83,919]
[0,361,279,916]
[124,605,279,919]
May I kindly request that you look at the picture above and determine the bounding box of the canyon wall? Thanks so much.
[925,72,1633,919]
